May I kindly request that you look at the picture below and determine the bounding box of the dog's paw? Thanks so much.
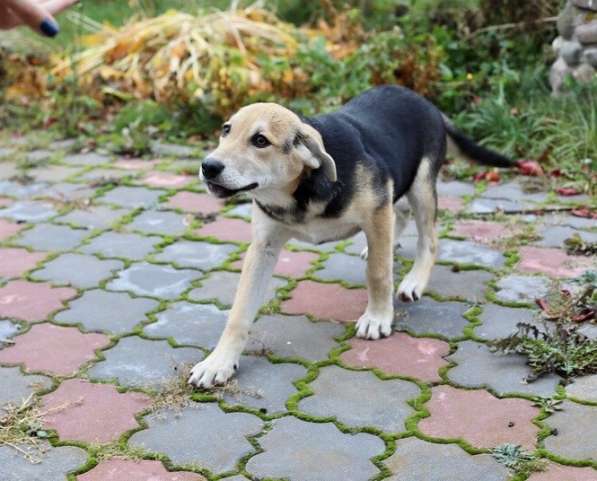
[356,311,393,340]
[359,247,369,260]
[397,272,427,302]
[188,351,239,389]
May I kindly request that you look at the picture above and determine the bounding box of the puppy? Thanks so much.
[189,85,513,388]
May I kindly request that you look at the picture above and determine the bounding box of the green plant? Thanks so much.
[491,443,546,477]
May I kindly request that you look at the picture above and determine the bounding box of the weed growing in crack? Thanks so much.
[491,443,546,477]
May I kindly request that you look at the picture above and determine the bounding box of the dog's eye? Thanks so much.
[251,134,271,149]
[221,124,231,136]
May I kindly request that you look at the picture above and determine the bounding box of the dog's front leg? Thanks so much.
[356,200,395,340]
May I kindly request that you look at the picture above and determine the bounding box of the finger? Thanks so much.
[4,0,60,37]
[0,7,22,29]
[39,0,78,16]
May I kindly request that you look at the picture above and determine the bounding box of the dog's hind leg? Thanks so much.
[397,157,438,302]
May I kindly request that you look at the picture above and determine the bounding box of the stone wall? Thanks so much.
[551,0,597,93]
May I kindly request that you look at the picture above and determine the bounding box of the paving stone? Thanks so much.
[288,238,342,252]
[427,264,492,302]
[447,341,560,397]
[544,401,597,461]
[188,271,285,306]
[0,247,46,278]
[566,375,597,402]
[144,302,227,348]
[438,195,465,213]
[55,205,129,229]
[0,324,109,376]
[63,152,111,166]
[55,289,159,334]
[438,239,505,268]
[49,139,76,151]
[452,220,512,245]
[155,240,236,270]
[196,217,252,243]
[0,442,87,481]
[41,379,151,443]
[419,385,539,449]
[0,200,57,222]
[88,336,199,388]
[0,197,12,206]
[536,224,597,248]
[163,159,200,174]
[108,262,201,299]
[0,162,19,179]
[395,298,470,338]
[299,365,419,431]
[475,304,539,340]
[99,186,166,208]
[0,319,21,346]
[495,274,551,303]
[467,197,533,214]
[0,147,15,159]
[0,218,24,240]
[314,253,367,285]
[42,183,95,202]
[129,403,262,473]
[77,459,206,481]
[165,191,224,215]
[483,181,548,203]
[0,280,76,322]
[437,180,476,197]
[77,167,132,182]
[246,314,344,361]
[28,165,81,183]
[281,280,368,322]
[343,231,367,256]
[143,172,194,188]
[0,366,51,411]
[231,249,319,278]
[221,355,306,413]
[151,141,195,157]
[518,246,594,278]
[246,416,384,481]
[15,223,88,251]
[385,437,510,481]
[31,253,123,289]
[225,202,252,218]
[544,214,595,231]
[0,179,48,199]
[220,477,250,481]
[80,232,161,260]
[527,463,597,481]
[341,333,450,382]
[115,158,159,170]
[128,210,189,236]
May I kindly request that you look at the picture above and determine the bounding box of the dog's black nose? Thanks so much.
[201,159,225,179]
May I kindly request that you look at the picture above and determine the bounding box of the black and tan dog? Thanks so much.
[189,85,513,388]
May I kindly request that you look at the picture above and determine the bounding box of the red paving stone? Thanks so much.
[0,248,46,278]
[232,249,319,278]
[419,385,539,449]
[143,172,194,188]
[0,324,109,375]
[0,197,12,207]
[527,463,597,481]
[0,280,76,322]
[341,333,450,382]
[517,246,593,278]
[41,379,151,443]
[77,458,206,481]
[438,196,464,213]
[281,280,368,322]
[115,158,158,170]
[452,220,511,244]
[0,218,24,240]
[166,191,223,215]
[195,217,252,243]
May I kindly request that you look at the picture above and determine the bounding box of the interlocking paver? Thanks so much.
[0,366,51,411]
[0,218,23,240]
[543,401,597,461]
[15,223,89,251]
[385,437,510,481]
[566,375,597,402]
[80,231,161,260]
[154,240,236,270]
[151,141,195,157]
[246,416,384,481]
[77,459,206,481]
[452,219,512,245]
[28,165,80,182]
[0,280,76,322]
[341,333,450,382]
[395,298,470,338]
[0,179,48,199]
[88,336,199,388]
[129,403,263,473]
[142,172,194,188]
[314,252,367,285]
[427,264,493,301]
[536,224,597,248]
[196,217,252,243]
[495,274,551,303]
[527,463,597,481]
[467,197,532,214]
[98,186,166,208]
[231,249,319,278]
[517,246,593,278]
[483,181,548,203]
[0,324,109,376]
[0,319,20,345]
[63,152,111,166]
[165,191,224,215]
[76,167,131,182]
[55,289,159,334]
[438,239,505,268]
[475,304,539,340]
[115,158,158,170]
[41,379,151,443]
[0,200,57,222]
[0,247,46,278]
[42,182,95,201]
[299,365,419,431]
[437,180,475,197]
[438,195,465,213]
[127,210,189,236]
[31,253,123,288]
[55,205,129,229]
[225,203,252,218]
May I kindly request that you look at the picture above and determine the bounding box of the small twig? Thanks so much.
[467,16,557,39]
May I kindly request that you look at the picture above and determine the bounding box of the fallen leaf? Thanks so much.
[517,159,544,176]
[556,187,581,196]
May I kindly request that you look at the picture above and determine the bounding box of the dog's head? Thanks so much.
[201,103,336,199]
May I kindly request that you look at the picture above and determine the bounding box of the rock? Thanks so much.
[558,2,580,39]
[552,36,563,54]
[582,47,597,67]
[550,57,572,93]
[573,0,597,11]
[560,39,583,65]
[576,21,597,44]
[573,63,596,82]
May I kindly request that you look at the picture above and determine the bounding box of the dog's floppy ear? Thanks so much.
[294,128,337,182]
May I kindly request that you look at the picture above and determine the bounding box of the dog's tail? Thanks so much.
[443,115,515,168]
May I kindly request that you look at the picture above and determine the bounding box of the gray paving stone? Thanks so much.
[566,375,597,402]
[128,210,189,236]
[0,162,19,180]
[467,197,533,214]
[246,416,384,481]
[41,183,95,202]
[299,365,419,432]
[77,168,133,182]
[25,149,52,163]
[495,274,551,303]
[344,231,368,256]
[225,203,252,219]
[536,224,597,248]
[0,442,87,481]
[89,336,199,389]
[545,214,596,231]
[395,298,471,338]
[437,180,476,197]
[385,437,510,481]
[129,403,262,473]
[220,477,250,481]
[154,241,236,270]
[15,224,88,251]
[188,271,285,306]
[55,205,129,229]
[55,289,159,334]
[475,304,539,341]
[0,180,48,199]
[0,320,20,346]
[99,186,166,209]
[27,166,80,183]
[0,148,15,159]
[162,159,200,174]
[62,152,111,166]
[222,355,306,414]
[151,141,196,158]
[483,181,548,203]
[427,265,493,302]
[107,262,201,299]
[80,232,161,260]
[0,201,57,222]
[438,239,505,268]
[287,238,342,252]
[247,314,344,361]
[448,341,560,397]
[579,323,597,340]
[0,366,51,411]
[144,302,227,348]
[49,139,76,151]
[315,253,367,285]
[544,401,597,462]
[31,253,123,289]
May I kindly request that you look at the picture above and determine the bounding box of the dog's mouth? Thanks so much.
[206,181,259,198]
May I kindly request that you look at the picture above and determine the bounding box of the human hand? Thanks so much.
[0,0,79,37]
